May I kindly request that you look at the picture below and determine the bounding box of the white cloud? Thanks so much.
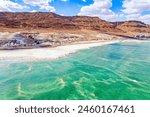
[23,0,56,12]
[82,0,87,2]
[0,7,8,12]
[122,0,150,24]
[126,13,150,24]
[40,5,55,12]
[0,0,28,11]
[30,10,37,12]
[122,0,150,14]
[139,15,150,24]
[126,13,140,20]
[78,0,150,24]
[78,0,118,21]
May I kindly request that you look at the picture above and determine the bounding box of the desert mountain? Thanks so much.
[0,12,150,33]
[114,21,150,33]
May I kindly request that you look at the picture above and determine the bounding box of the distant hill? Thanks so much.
[0,12,150,33]
[114,21,150,33]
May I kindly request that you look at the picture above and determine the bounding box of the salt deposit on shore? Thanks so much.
[0,41,120,61]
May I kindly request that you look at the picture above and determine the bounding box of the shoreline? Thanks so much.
[0,39,147,62]
[0,40,120,62]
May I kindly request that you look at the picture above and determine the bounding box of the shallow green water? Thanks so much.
[0,42,150,100]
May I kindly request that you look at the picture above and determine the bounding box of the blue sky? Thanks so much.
[54,0,123,16]
[8,0,125,15]
[0,0,150,24]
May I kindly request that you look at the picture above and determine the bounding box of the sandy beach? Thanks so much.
[0,40,120,61]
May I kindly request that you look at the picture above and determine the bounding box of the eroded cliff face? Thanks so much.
[115,21,150,33]
[0,12,150,33]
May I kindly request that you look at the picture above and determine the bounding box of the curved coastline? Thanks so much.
[0,39,147,62]
[0,40,121,62]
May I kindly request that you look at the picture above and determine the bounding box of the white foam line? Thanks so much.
[0,41,120,61]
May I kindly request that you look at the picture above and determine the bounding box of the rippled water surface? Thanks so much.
[0,42,150,100]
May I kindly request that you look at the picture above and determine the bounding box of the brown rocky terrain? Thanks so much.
[0,12,150,50]
[0,12,150,34]
[114,21,150,33]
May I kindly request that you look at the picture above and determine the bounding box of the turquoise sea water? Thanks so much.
[0,42,150,100]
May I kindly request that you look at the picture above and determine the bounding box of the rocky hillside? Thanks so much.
[114,21,150,33]
[0,12,150,33]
